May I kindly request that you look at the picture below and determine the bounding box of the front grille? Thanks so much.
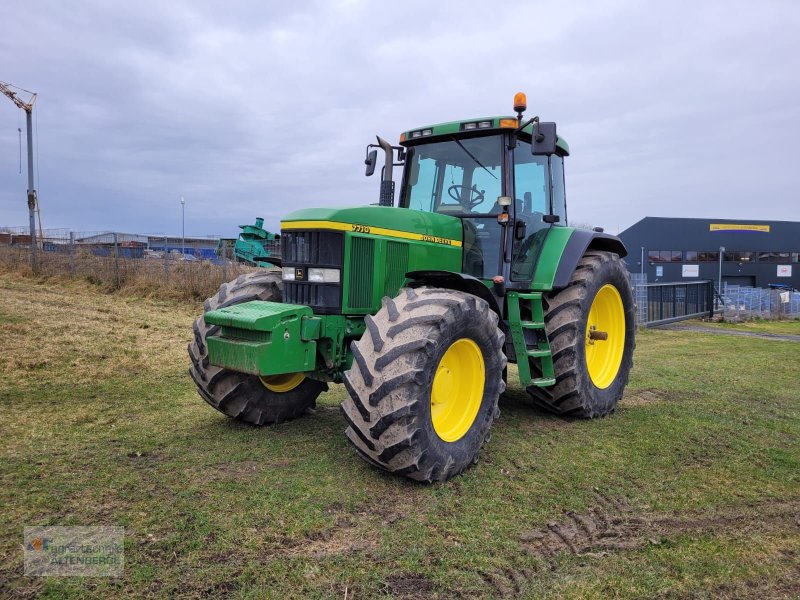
[282,230,343,267]
[281,230,344,313]
[348,237,375,310]
[384,241,409,297]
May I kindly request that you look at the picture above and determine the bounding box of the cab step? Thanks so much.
[507,291,555,389]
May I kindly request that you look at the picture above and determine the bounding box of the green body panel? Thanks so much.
[340,232,460,314]
[400,115,569,155]
[205,301,316,376]
[530,227,576,291]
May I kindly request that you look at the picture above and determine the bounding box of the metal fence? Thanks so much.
[635,279,715,327]
[630,273,648,326]
[718,283,800,321]
[630,273,799,326]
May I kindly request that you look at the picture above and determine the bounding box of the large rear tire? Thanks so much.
[526,251,635,418]
[188,270,327,425]
[341,287,506,482]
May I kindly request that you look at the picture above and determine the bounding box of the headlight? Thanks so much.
[308,268,340,283]
[281,267,295,281]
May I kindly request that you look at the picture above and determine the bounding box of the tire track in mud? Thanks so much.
[521,490,800,558]
[478,491,800,598]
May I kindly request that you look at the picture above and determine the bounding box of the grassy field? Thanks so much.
[1,273,799,599]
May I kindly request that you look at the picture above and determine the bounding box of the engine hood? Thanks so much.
[280,205,463,246]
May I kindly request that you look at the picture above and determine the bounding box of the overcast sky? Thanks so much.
[1,0,798,237]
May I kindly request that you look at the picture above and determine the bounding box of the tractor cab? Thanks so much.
[370,93,571,287]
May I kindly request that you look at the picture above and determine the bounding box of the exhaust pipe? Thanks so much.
[377,136,394,206]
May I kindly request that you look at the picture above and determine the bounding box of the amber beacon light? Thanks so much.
[513,92,527,113]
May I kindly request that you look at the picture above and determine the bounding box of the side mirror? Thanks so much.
[365,149,378,176]
[514,220,527,240]
[532,121,557,155]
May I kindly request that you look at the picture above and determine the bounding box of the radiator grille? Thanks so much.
[384,241,409,297]
[348,237,375,310]
[282,230,343,267]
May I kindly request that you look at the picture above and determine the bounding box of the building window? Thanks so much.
[698,251,720,262]
[648,250,683,262]
[792,253,799,263]
[757,251,791,263]
[685,251,698,262]
[724,251,754,262]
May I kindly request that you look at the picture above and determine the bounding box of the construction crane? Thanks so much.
[0,81,38,270]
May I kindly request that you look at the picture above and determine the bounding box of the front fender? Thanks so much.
[405,270,502,316]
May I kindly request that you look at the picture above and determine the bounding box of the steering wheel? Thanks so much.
[447,184,485,209]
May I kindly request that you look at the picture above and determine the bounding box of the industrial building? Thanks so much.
[145,235,219,260]
[618,217,799,290]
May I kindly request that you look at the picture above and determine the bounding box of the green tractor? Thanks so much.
[189,93,635,482]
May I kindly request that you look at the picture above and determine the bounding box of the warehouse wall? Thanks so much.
[619,217,799,289]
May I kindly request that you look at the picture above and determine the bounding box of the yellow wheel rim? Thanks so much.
[259,372,305,393]
[430,338,485,442]
[585,284,626,389]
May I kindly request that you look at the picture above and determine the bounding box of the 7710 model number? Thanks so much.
[351,224,371,233]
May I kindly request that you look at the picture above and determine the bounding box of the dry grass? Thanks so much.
[0,274,196,386]
[0,245,259,302]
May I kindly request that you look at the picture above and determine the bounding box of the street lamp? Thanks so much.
[180,196,185,257]
[718,246,725,296]
[640,246,645,276]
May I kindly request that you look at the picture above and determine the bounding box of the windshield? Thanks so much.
[401,136,504,215]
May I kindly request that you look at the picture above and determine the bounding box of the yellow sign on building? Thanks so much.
[709,223,770,233]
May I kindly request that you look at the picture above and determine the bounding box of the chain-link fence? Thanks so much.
[630,273,648,326]
[0,227,262,301]
[629,273,800,326]
[719,283,800,321]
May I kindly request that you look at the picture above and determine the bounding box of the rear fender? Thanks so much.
[550,230,628,290]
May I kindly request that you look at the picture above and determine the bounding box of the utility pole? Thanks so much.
[718,246,725,296]
[0,81,38,271]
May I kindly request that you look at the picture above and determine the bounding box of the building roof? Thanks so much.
[619,217,799,252]
[76,232,148,244]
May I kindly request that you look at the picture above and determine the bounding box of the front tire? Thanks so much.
[188,270,327,425]
[341,287,506,482]
[526,251,635,418]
